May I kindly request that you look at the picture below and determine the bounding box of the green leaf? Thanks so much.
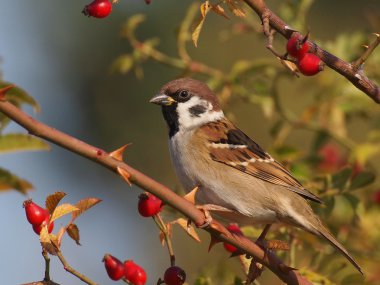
[194,276,212,285]
[331,167,352,191]
[323,196,335,217]
[343,193,360,210]
[349,171,375,190]
[0,82,39,111]
[290,162,311,181]
[0,133,50,153]
[110,54,134,74]
[233,277,244,285]
[273,145,301,161]
[312,131,329,152]
[0,167,33,194]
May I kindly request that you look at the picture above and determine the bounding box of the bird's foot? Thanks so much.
[195,204,232,228]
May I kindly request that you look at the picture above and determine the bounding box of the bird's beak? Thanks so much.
[149,94,176,106]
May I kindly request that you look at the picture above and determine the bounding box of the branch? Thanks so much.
[0,99,311,285]
[56,251,97,285]
[243,0,380,103]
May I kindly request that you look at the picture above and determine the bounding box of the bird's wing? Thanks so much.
[200,120,322,203]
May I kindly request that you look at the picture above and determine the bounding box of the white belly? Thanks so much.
[168,131,279,225]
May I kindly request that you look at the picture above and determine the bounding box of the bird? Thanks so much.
[149,77,362,274]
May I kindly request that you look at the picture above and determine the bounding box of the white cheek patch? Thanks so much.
[177,96,224,130]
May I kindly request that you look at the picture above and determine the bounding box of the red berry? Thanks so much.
[23,200,49,226]
[297,53,324,76]
[32,215,54,235]
[124,260,147,285]
[138,193,163,217]
[373,190,380,204]
[82,0,112,19]
[286,34,310,59]
[223,223,243,253]
[103,254,124,281]
[164,266,186,285]
[318,144,346,172]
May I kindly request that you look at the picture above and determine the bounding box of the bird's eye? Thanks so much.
[178,90,189,99]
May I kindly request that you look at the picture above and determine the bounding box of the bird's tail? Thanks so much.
[311,223,363,275]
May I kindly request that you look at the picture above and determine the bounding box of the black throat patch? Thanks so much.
[161,104,179,138]
[189,104,207,117]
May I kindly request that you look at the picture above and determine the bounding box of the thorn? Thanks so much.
[372,32,380,38]
[284,25,297,32]
[117,166,132,186]
[208,235,222,252]
[355,73,363,80]
[110,143,132,161]
[183,186,199,205]
[0,85,14,100]
[301,31,310,44]
[209,221,229,235]
[362,45,369,49]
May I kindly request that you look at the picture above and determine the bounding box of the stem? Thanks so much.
[153,214,176,266]
[352,33,380,71]
[56,251,97,285]
[42,249,51,281]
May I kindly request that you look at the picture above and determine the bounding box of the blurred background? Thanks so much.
[0,0,379,284]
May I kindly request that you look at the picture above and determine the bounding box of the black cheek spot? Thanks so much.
[189,104,207,117]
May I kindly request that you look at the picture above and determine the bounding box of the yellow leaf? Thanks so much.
[192,1,211,47]
[40,226,58,255]
[172,218,201,242]
[159,232,166,246]
[226,0,246,18]
[353,143,380,164]
[211,4,229,19]
[67,223,81,245]
[39,225,50,244]
[45,192,66,214]
[51,203,79,223]
[72,197,102,220]
[266,239,290,251]
[56,226,66,247]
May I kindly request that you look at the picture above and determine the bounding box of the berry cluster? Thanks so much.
[103,254,147,284]
[286,33,324,76]
[23,200,54,235]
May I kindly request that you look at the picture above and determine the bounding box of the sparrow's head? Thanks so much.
[150,78,224,137]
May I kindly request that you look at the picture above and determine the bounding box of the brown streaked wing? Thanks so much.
[202,121,322,203]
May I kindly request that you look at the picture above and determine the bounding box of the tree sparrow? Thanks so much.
[150,78,362,274]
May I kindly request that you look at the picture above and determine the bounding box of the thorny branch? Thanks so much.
[242,0,380,103]
[0,95,311,285]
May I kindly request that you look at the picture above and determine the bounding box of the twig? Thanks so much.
[0,98,311,285]
[56,251,97,285]
[243,0,380,103]
[352,33,380,71]
[153,214,176,266]
[42,249,51,282]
